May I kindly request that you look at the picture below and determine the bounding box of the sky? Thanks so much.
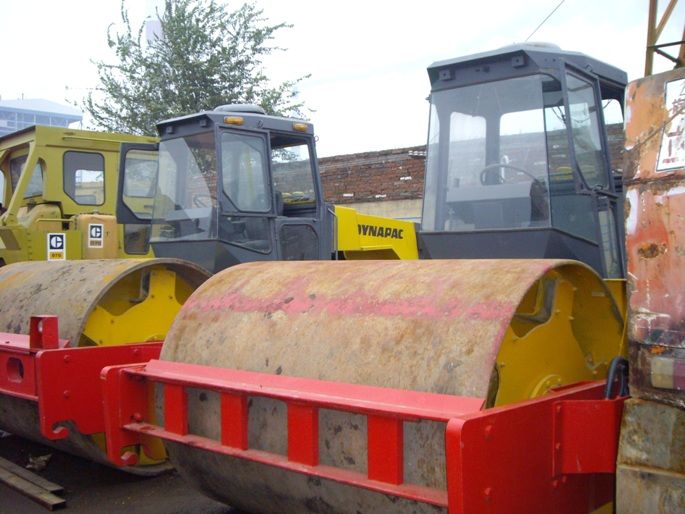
[0,0,683,156]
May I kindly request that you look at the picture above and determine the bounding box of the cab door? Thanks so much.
[116,143,158,255]
[561,67,624,278]
[269,132,330,260]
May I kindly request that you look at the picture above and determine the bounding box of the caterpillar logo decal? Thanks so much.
[358,224,404,239]
[47,233,66,260]
[88,223,104,248]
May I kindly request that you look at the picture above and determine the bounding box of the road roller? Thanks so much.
[1,44,633,512]
[0,95,418,477]
[124,258,622,514]
[0,258,209,473]
[104,43,629,512]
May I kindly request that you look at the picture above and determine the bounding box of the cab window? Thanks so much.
[10,155,43,199]
[64,151,105,205]
[271,134,317,213]
[566,73,609,188]
[220,131,270,212]
[123,148,157,219]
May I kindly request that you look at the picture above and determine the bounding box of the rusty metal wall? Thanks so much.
[624,66,685,408]
[617,398,685,513]
[619,67,685,512]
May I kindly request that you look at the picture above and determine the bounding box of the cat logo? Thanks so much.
[88,224,104,248]
[47,233,66,261]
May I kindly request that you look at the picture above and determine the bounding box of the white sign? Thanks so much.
[47,233,66,261]
[657,78,685,171]
[88,223,104,248]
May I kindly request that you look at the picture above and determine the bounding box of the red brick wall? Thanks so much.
[319,127,625,205]
[319,146,426,204]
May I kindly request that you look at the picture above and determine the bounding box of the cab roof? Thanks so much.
[428,43,627,95]
[157,107,314,137]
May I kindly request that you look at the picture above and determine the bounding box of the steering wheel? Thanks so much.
[192,193,212,208]
[479,163,540,185]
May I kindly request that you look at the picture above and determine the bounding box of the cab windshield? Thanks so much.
[151,131,217,241]
[422,72,609,240]
[151,129,273,246]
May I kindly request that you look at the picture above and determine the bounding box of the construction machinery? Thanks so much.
[418,44,626,281]
[0,106,419,474]
[123,43,626,513]
[0,43,634,514]
[116,104,418,270]
[0,125,159,264]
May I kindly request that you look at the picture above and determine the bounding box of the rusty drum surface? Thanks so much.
[0,258,209,346]
[161,259,623,513]
[0,258,209,473]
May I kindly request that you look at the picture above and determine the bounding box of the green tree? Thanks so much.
[84,0,306,135]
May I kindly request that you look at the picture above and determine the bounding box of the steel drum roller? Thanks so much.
[0,258,209,473]
[161,259,624,513]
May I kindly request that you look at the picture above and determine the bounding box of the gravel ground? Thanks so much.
[0,433,242,514]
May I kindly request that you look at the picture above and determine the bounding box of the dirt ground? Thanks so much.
[0,433,244,514]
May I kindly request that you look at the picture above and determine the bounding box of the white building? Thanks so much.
[0,99,82,136]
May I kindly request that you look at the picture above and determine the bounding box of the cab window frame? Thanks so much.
[218,128,271,214]
[10,154,44,199]
[269,131,319,215]
[63,150,105,206]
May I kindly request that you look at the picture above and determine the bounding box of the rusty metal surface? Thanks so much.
[619,68,685,513]
[160,259,621,514]
[616,398,685,513]
[624,67,685,408]
[0,258,209,346]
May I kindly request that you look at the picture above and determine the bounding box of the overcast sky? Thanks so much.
[1,0,683,156]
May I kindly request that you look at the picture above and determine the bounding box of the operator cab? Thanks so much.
[117,105,332,273]
[419,44,627,278]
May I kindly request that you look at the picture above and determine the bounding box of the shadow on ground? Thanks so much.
[0,433,243,514]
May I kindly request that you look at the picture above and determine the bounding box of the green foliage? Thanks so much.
[84,0,307,135]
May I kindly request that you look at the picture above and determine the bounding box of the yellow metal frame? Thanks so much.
[334,205,418,260]
[81,268,195,347]
[493,269,626,407]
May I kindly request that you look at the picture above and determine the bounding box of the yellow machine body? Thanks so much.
[334,205,419,260]
[0,126,158,264]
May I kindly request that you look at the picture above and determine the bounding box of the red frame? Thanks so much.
[102,359,625,513]
[0,316,161,439]
[0,318,626,512]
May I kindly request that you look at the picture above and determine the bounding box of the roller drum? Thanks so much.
[0,258,209,473]
[161,259,624,513]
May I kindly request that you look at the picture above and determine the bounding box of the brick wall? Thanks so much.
[320,127,626,206]
[319,146,426,205]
